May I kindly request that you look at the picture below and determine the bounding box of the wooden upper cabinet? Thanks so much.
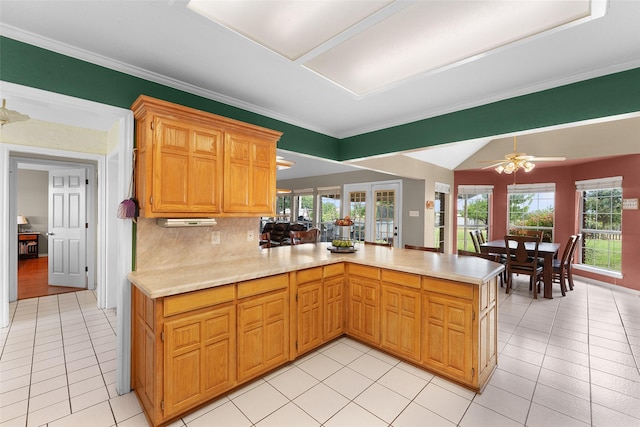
[224,131,275,214]
[131,95,282,218]
[153,115,223,214]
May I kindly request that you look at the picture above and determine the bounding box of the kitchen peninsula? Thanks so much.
[128,243,503,426]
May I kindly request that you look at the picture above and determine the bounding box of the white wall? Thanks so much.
[17,169,48,255]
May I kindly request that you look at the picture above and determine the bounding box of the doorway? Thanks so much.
[15,160,96,299]
[343,180,402,247]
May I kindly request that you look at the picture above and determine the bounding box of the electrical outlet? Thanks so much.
[247,230,254,242]
[211,231,220,245]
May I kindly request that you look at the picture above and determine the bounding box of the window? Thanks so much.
[507,183,555,242]
[318,188,340,242]
[293,189,314,228]
[261,190,291,230]
[577,177,622,273]
[434,182,449,252]
[457,185,492,252]
[274,190,292,222]
[349,191,366,242]
[374,189,396,245]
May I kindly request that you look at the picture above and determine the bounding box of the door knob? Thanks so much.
[46,232,54,236]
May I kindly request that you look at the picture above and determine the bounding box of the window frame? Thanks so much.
[457,185,493,252]
[507,183,556,242]
[575,176,623,275]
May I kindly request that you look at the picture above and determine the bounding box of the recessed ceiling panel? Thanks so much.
[187,0,392,60]
[305,1,592,95]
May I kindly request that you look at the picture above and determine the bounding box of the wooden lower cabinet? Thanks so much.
[421,276,498,390]
[296,268,323,355]
[163,305,235,418]
[422,292,473,383]
[381,283,421,362]
[323,274,344,342]
[347,265,380,345]
[237,287,289,383]
[132,262,498,425]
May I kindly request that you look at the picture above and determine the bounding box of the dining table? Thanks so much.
[480,239,561,299]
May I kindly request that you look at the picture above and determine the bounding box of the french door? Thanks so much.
[344,181,401,247]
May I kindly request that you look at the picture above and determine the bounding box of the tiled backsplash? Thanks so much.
[135,217,261,271]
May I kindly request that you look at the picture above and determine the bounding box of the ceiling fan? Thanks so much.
[479,136,566,174]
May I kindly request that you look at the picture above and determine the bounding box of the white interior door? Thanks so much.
[48,168,87,288]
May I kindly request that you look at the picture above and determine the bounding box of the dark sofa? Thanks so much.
[261,222,307,246]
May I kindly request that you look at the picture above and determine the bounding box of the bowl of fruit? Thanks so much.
[334,216,354,226]
[329,238,357,253]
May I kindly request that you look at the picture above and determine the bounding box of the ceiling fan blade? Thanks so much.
[481,162,506,169]
[477,159,508,164]
[530,156,566,161]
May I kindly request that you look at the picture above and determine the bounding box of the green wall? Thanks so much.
[339,68,640,160]
[2,36,639,162]
[0,37,339,159]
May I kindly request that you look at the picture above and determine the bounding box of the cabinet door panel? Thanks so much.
[422,294,473,383]
[298,282,323,354]
[224,132,275,214]
[164,305,235,417]
[153,116,223,213]
[324,276,344,341]
[237,290,289,382]
[347,276,379,345]
[381,284,420,361]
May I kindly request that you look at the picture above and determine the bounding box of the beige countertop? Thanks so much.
[128,242,504,299]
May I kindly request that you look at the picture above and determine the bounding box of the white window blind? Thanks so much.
[458,185,493,195]
[435,182,450,194]
[293,188,314,194]
[507,183,555,194]
[575,176,622,191]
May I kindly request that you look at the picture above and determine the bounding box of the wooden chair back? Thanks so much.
[290,228,319,245]
[259,232,271,249]
[404,244,440,252]
[504,235,540,267]
[504,234,543,298]
[364,241,392,247]
[475,230,486,244]
[469,231,481,252]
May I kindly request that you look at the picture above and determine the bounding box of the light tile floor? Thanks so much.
[1,276,639,426]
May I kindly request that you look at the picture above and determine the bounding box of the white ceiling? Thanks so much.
[1,0,639,179]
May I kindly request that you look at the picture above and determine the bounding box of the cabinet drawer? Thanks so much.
[423,277,474,299]
[297,267,322,284]
[164,285,235,317]
[348,264,379,280]
[381,269,420,289]
[324,263,344,278]
[237,274,288,299]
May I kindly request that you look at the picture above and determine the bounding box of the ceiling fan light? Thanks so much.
[495,165,505,174]
[504,162,516,174]
[523,161,535,172]
[0,99,30,126]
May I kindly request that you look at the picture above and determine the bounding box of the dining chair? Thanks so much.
[259,232,271,249]
[364,241,392,247]
[404,244,440,252]
[475,230,486,244]
[290,228,320,245]
[561,233,581,291]
[504,235,544,298]
[469,231,481,252]
[551,234,579,296]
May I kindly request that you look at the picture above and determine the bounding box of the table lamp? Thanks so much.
[17,214,28,233]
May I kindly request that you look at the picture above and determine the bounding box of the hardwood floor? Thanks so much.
[18,256,83,300]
